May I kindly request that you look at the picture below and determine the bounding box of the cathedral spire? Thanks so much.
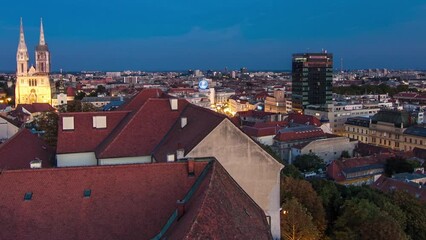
[18,17,28,51]
[39,18,45,45]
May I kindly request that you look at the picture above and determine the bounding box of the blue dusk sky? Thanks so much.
[1,0,426,71]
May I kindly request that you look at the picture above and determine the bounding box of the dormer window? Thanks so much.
[93,116,107,129]
[62,116,74,130]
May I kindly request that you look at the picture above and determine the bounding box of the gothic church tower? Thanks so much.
[15,18,52,107]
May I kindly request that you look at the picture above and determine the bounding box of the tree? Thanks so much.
[392,191,426,240]
[281,177,327,234]
[281,198,320,240]
[34,111,58,147]
[385,156,415,176]
[333,199,408,240]
[293,154,324,172]
[281,164,303,179]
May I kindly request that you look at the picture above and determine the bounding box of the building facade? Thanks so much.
[291,52,333,112]
[15,18,51,106]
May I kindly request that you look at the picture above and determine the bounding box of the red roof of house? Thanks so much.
[118,88,166,112]
[96,98,189,159]
[242,121,288,138]
[327,154,392,182]
[0,129,54,170]
[236,110,275,118]
[274,128,326,142]
[66,87,76,97]
[355,142,397,156]
[287,113,322,126]
[56,111,131,154]
[16,103,55,113]
[166,160,272,239]
[152,104,225,163]
[372,175,426,202]
[0,159,271,240]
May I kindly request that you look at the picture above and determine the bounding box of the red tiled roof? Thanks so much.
[152,104,225,163]
[56,111,131,154]
[167,160,272,239]
[372,175,426,202]
[236,110,275,118]
[66,87,76,97]
[118,88,166,112]
[0,159,271,239]
[288,113,322,126]
[355,142,396,156]
[16,103,55,113]
[96,98,189,159]
[0,129,54,170]
[242,121,287,138]
[274,128,325,142]
[327,154,392,182]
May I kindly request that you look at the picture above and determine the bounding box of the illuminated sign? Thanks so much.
[198,79,209,90]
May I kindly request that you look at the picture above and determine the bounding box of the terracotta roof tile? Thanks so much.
[153,105,225,163]
[0,129,54,170]
[0,159,271,239]
[56,111,131,154]
[274,128,325,142]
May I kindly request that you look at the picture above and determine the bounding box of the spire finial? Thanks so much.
[18,17,27,50]
[39,17,45,45]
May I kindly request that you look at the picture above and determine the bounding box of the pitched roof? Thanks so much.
[372,175,426,202]
[152,104,225,163]
[287,113,322,126]
[327,154,391,182]
[274,127,326,142]
[96,98,189,159]
[166,160,272,239]
[242,121,288,138]
[0,115,22,128]
[0,128,54,170]
[16,103,55,113]
[56,111,131,154]
[0,159,271,240]
[118,88,166,112]
[355,142,396,156]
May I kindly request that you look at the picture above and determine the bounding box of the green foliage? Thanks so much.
[281,198,321,240]
[333,199,408,240]
[34,111,58,147]
[392,191,426,240]
[281,164,303,179]
[385,156,415,176]
[333,84,411,97]
[293,154,324,172]
[74,91,86,101]
[281,177,327,235]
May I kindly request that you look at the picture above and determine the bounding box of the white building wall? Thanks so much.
[99,156,151,165]
[255,135,274,146]
[186,119,284,239]
[0,118,19,140]
[57,152,97,167]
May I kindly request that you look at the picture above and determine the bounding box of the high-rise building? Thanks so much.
[15,18,52,106]
[291,52,333,112]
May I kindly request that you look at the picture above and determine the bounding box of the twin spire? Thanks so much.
[18,17,46,50]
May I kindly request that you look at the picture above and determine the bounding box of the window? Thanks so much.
[24,192,33,201]
[93,116,107,129]
[167,154,175,162]
[83,189,91,198]
[62,116,74,130]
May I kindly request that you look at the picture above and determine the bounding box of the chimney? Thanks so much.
[30,158,42,169]
[170,98,178,110]
[181,117,187,128]
[177,200,185,219]
[176,149,185,160]
[188,158,195,176]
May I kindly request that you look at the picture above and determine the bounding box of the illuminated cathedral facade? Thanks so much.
[15,18,52,106]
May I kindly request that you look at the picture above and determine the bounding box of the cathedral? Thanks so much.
[15,18,52,106]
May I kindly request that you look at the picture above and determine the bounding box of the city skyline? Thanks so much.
[1,0,426,71]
